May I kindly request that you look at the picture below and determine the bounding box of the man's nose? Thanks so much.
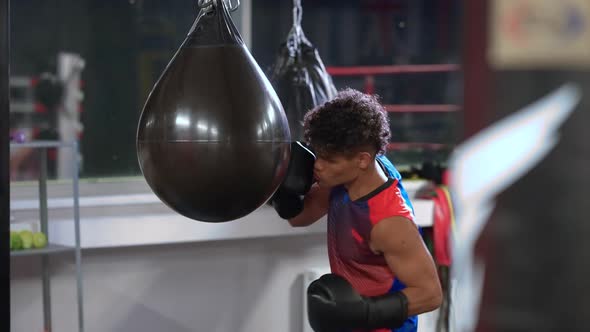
[314,159,323,171]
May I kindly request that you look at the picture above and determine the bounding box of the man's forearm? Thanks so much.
[402,286,443,315]
[288,194,326,226]
[287,185,328,227]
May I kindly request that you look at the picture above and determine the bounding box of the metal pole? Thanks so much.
[461,0,492,140]
[72,141,84,332]
[0,0,10,332]
[39,149,52,332]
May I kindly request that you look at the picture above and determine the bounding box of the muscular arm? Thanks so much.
[370,216,442,315]
[288,183,330,227]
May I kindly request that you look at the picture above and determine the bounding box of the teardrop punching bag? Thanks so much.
[137,0,291,223]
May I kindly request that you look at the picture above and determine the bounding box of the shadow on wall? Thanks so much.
[10,233,330,332]
[94,242,278,332]
[289,274,304,332]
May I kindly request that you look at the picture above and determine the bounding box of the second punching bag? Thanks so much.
[137,0,291,223]
[269,0,337,141]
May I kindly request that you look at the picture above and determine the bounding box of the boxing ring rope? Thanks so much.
[326,64,461,113]
[326,64,460,76]
[327,64,461,151]
[387,142,451,151]
[384,104,460,113]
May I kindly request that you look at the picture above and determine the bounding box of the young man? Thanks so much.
[270,89,442,332]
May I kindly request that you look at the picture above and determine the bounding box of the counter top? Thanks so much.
[9,177,435,249]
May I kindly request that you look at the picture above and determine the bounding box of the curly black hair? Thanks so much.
[303,88,391,157]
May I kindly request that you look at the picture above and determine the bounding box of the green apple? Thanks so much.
[33,232,48,249]
[19,230,33,249]
[10,231,22,250]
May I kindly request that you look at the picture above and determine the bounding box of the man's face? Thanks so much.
[313,151,361,188]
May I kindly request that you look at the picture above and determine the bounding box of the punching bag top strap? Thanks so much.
[187,0,244,47]
[197,0,240,12]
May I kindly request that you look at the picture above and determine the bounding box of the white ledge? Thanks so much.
[43,201,434,249]
[10,179,435,249]
[11,193,161,210]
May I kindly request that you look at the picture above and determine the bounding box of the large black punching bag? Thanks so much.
[269,0,337,141]
[137,0,291,223]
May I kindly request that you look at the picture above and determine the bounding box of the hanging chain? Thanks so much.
[290,0,304,47]
[293,0,302,27]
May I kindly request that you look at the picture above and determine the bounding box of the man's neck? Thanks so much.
[345,159,389,201]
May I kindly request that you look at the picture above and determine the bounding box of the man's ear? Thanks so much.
[357,152,374,170]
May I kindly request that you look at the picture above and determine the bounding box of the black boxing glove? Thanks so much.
[307,273,409,332]
[270,141,316,219]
